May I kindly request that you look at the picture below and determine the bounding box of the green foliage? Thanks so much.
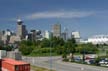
[62,52,67,59]
[18,37,100,57]
[0,45,13,51]
[77,43,98,54]
[106,50,108,56]
[64,38,77,61]
[98,56,108,58]
[19,41,34,55]
[55,46,66,55]
[20,40,34,46]
[65,38,77,53]
[30,48,58,56]
[40,38,50,48]
[95,57,100,66]
[19,45,34,55]
[50,37,65,47]
[0,41,13,51]
[4,46,13,51]
[76,43,98,62]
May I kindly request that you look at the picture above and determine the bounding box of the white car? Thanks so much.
[99,60,108,66]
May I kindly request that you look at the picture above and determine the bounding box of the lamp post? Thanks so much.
[50,41,52,71]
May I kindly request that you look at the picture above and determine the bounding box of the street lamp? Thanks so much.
[50,41,52,71]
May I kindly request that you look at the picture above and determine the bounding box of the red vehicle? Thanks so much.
[2,58,30,71]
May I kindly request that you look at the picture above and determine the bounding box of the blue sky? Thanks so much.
[0,0,108,38]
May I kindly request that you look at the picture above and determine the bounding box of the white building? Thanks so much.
[72,31,80,42]
[72,31,80,39]
[87,35,108,44]
[4,30,11,36]
[80,39,88,44]
[1,29,13,44]
[44,30,51,39]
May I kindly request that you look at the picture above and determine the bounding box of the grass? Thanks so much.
[31,65,55,71]
[28,53,61,57]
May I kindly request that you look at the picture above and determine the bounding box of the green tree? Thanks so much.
[106,50,108,56]
[19,44,34,55]
[19,40,34,55]
[77,43,98,54]
[77,43,98,62]
[0,45,13,51]
[20,40,33,46]
[65,38,77,61]
[40,38,50,48]
[95,57,100,66]
[55,46,66,55]
[51,37,65,47]
[4,46,13,51]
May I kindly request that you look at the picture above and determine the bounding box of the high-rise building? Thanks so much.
[1,29,12,44]
[17,19,23,37]
[71,31,80,42]
[30,30,36,41]
[27,29,42,41]
[2,35,10,44]
[44,30,51,39]
[17,19,27,39]
[22,25,27,38]
[61,32,66,40]
[61,27,68,41]
[52,24,61,37]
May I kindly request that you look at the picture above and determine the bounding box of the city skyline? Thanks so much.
[0,0,108,38]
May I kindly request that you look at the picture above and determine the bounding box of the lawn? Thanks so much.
[31,65,55,71]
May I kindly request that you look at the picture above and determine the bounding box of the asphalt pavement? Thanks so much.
[22,56,108,71]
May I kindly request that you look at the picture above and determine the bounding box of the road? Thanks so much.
[22,56,108,71]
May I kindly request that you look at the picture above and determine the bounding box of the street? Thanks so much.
[22,56,108,71]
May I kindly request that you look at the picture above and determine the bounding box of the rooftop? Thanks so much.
[2,58,29,65]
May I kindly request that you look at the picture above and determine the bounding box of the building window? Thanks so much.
[15,66,19,71]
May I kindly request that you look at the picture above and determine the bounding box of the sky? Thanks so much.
[0,0,108,39]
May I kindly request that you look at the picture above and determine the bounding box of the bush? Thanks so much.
[94,57,101,66]
[0,46,13,51]
[77,43,98,54]
[19,45,34,55]
[62,53,67,59]
[29,48,57,56]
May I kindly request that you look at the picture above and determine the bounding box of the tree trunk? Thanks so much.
[69,53,74,62]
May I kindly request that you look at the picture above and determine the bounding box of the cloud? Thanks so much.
[25,11,95,20]
[0,11,95,22]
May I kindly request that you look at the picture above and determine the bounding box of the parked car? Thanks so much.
[74,56,81,62]
[99,59,108,66]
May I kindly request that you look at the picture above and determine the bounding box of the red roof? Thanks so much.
[2,58,29,65]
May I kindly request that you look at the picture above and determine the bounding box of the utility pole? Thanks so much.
[50,41,52,71]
